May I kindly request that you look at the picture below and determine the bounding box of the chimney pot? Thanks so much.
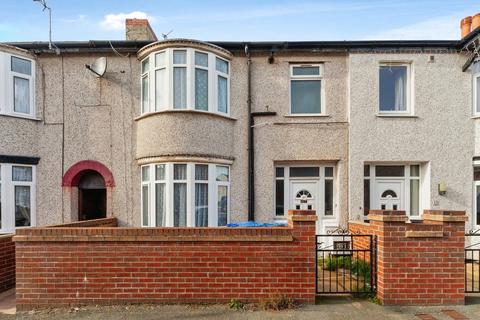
[125,18,158,41]
[461,16,472,39]
[472,13,480,32]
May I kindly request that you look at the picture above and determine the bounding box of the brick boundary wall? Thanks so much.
[46,217,118,228]
[0,234,15,293]
[349,210,466,306]
[14,210,317,311]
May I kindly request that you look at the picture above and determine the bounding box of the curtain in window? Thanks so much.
[14,77,29,114]
[15,186,30,227]
[155,68,165,110]
[142,76,149,113]
[142,185,149,226]
[174,164,187,180]
[155,183,166,227]
[394,71,406,111]
[12,166,32,181]
[174,67,186,109]
[217,186,228,226]
[218,76,227,113]
[195,183,208,226]
[174,183,187,227]
[476,77,480,113]
[195,68,208,110]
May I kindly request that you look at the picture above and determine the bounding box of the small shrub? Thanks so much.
[229,299,244,310]
[322,255,352,270]
[351,259,371,281]
[258,295,296,311]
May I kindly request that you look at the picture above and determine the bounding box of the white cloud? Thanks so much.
[364,15,461,40]
[100,11,156,31]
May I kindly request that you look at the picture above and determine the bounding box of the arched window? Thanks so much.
[381,189,398,198]
[295,189,312,198]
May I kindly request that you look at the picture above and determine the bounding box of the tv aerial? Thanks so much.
[33,0,57,52]
[85,57,107,77]
[161,30,173,40]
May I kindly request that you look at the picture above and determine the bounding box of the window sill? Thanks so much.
[135,109,237,122]
[376,113,418,118]
[471,115,480,119]
[0,113,41,121]
[284,114,330,118]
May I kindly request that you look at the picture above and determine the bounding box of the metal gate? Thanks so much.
[465,231,480,293]
[316,229,376,295]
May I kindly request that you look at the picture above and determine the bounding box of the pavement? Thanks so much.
[1,294,480,319]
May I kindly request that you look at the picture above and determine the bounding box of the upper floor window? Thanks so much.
[474,74,480,116]
[141,162,230,227]
[141,48,230,116]
[0,163,36,233]
[379,63,412,115]
[0,52,35,119]
[290,64,324,115]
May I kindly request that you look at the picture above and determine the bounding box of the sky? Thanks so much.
[1,0,480,42]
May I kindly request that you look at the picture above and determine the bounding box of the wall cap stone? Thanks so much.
[405,230,444,238]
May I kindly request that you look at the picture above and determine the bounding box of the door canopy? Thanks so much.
[62,160,115,187]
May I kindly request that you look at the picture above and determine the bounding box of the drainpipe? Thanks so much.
[245,44,255,222]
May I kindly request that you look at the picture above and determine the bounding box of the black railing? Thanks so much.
[315,231,376,295]
[465,232,480,293]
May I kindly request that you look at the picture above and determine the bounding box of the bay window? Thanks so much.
[141,163,230,227]
[0,52,35,118]
[0,163,36,233]
[141,48,230,116]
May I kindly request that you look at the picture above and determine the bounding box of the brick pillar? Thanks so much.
[368,210,466,306]
[288,210,317,303]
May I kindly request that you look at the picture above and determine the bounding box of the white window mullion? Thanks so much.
[186,163,193,227]
[187,49,194,110]
[164,163,172,227]
[208,164,216,227]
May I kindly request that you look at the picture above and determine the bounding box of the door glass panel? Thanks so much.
[381,204,386,210]
[381,189,397,198]
[477,185,480,225]
[363,179,370,216]
[275,179,284,216]
[15,186,31,227]
[325,179,333,216]
[375,165,404,177]
[393,204,398,210]
[410,179,420,216]
[289,167,319,177]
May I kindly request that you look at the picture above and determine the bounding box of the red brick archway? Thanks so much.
[62,160,115,187]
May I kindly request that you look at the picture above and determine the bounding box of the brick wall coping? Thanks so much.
[43,217,118,228]
[405,230,444,238]
[0,234,13,241]
[348,220,370,227]
[13,227,294,242]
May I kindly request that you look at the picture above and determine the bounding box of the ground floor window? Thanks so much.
[474,167,480,227]
[141,162,230,227]
[274,165,335,217]
[363,164,420,218]
[0,163,36,233]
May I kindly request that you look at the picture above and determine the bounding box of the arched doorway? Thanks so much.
[62,160,115,222]
[78,171,106,221]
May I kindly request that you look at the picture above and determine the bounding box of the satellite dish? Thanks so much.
[85,57,107,77]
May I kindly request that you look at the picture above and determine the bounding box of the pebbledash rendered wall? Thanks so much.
[13,211,316,311]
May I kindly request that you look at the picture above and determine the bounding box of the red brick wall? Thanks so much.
[14,210,317,311]
[0,234,15,292]
[349,210,466,306]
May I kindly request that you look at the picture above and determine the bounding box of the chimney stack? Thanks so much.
[125,19,158,41]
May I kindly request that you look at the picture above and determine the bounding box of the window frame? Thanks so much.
[473,73,480,117]
[0,163,36,233]
[378,62,413,116]
[141,162,230,227]
[273,164,335,218]
[289,64,325,116]
[0,52,36,119]
[140,48,230,116]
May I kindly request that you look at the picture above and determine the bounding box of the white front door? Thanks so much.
[375,180,404,211]
[289,180,320,231]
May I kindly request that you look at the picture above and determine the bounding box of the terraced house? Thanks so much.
[1,18,480,235]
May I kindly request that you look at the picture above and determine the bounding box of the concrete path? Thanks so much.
[0,296,479,319]
[0,290,15,316]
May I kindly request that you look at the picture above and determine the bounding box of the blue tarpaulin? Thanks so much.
[227,221,287,227]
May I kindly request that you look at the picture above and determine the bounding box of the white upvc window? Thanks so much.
[141,162,230,227]
[140,48,230,116]
[473,73,480,116]
[0,164,36,233]
[289,64,324,115]
[0,52,35,119]
[378,63,413,115]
